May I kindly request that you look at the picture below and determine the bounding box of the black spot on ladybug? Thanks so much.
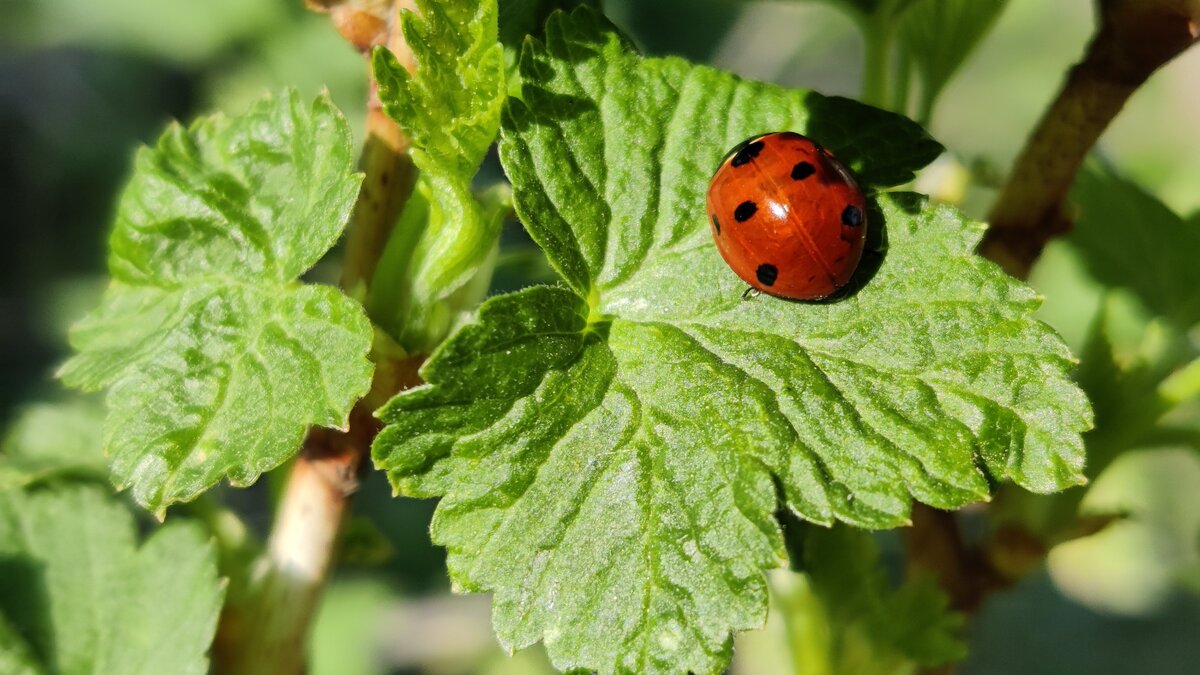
[842,205,863,227]
[734,201,757,222]
[711,213,720,235]
[807,274,816,282]
[791,161,815,181]
[731,140,765,167]
[756,264,778,287]
[834,255,845,263]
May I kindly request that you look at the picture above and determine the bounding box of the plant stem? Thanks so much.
[890,44,912,118]
[905,504,1007,614]
[212,3,422,673]
[770,571,833,675]
[915,78,936,131]
[904,4,1200,646]
[979,0,1199,278]
[910,1,1200,639]
[213,407,379,674]
[329,0,420,293]
[859,12,894,109]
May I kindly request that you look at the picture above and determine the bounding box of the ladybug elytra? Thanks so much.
[707,132,867,300]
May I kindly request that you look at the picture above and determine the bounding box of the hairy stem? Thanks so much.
[212,3,422,673]
[979,0,1199,277]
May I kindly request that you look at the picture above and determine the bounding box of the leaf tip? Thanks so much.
[369,43,393,70]
[52,360,74,385]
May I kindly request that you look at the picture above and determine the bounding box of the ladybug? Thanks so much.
[707,132,867,300]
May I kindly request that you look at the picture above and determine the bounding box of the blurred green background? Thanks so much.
[3,0,1199,673]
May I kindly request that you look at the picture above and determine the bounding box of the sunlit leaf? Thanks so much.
[59,90,372,513]
[371,0,508,351]
[373,8,1090,673]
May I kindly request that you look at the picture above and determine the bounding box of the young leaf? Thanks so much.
[375,0,504,175]
[58,90,373,513]
[371,0,507,351]
[897,0,1010,122]
[499,0,598,52]
[0,485,223,675]
[1068,164,1200,330]
[374,8,1090,674]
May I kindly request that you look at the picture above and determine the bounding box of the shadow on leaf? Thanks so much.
[0,553,51,662]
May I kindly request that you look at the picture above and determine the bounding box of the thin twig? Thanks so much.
[309,0,421,292]
[979,0,1199,277]
[905,504,1008,614]
[907,8,1198,668]
[212,3,422,673]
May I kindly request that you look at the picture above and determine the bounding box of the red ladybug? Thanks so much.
[707,132,867,300]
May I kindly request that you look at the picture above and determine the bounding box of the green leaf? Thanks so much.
[373,8,1089,673]
[897,0,1009,123]
[499,0,599,73]
[0,399,107,489]
[1073,303,1185,474]
[799,527,965,671]
[1055,165,1200,468]
[367,176,510,352]
[0,612,43,675]
[374,0,504,174]
[0,484,223,675]
[1004,167,1200,544]
[499,0,598,47]
[826,0,921,20]
[58,90,373,513]
[371,0,508,352]
[1068,163,1200,330]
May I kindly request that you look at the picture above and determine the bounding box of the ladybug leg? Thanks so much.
[741,287,761,300]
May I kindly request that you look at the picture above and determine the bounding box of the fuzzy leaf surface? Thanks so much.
[59,90,372,513]
[371,0,507,350]
[374,8,1090,674]
[0,485,223,675]
[375,0,505,175]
